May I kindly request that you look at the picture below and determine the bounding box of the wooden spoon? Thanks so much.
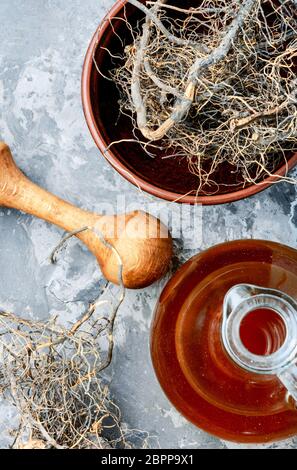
[0,142,173,288]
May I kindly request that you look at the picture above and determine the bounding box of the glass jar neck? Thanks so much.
[222,284,297,377]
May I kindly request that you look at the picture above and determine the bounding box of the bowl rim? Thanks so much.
[81,0,297,205]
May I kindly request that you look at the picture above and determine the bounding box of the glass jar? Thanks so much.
[151,240,297,443]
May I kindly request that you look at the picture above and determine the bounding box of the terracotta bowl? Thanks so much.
[81,0,297,205]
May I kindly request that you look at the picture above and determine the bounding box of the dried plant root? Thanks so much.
[128,0,257,140]
[0,229,149,449]
[109,0,297,193]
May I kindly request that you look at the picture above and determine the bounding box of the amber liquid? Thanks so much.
[239,308,286,356]
[151,240,297,443]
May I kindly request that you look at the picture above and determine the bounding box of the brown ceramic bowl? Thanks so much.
[81,0,297,205]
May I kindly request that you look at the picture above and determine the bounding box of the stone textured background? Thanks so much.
[0,0,297,449]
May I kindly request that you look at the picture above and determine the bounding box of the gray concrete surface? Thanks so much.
[0,0,297,449]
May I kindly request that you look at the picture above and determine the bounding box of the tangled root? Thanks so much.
[108,0,297,194]
[0,229,151,449]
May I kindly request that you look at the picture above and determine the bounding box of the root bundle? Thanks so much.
[109,0,297,194]
[0,230,148,449]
